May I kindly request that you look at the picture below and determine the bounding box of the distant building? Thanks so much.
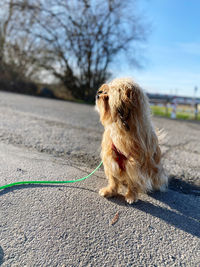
[147,93,200,105]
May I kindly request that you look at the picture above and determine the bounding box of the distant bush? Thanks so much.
[0,62,38,96]
[38,87,55,98]
[0,79,38,96]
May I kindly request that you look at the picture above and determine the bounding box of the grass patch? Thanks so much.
[151,105,200,120]
[151,106,171,118]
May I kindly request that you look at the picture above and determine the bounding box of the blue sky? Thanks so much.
[112,0,200,97]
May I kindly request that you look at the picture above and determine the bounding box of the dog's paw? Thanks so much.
[125,192,138,204]
[99,187,116,198]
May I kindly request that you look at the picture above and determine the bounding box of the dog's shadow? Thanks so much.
[0,246,4,266]
[109,177,200,238]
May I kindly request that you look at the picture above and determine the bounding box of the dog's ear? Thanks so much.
[117,101,131,131]
[125,87,140,108]
[116,85,142,131]
[125,88,133,100]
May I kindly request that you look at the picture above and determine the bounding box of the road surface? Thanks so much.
[0,91,199,266]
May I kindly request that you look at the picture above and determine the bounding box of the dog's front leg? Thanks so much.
[99,168,119,198]
[125,183,139,204]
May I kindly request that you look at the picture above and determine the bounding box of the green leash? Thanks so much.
[0,161,103,190]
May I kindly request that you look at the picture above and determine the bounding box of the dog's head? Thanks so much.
[95,78,150,130]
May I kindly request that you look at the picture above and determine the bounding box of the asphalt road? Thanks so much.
[0,91,199,266]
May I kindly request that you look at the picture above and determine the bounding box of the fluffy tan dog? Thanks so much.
[96,78,168,204]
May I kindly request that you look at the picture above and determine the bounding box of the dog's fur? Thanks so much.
[95,78,168,203]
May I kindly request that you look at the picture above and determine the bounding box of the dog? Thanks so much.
[95,78,168,204]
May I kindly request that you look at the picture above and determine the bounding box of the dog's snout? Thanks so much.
[96,90,103,99]
[96,90,108,101]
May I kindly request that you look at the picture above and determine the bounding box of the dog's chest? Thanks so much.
[112,143,127,171]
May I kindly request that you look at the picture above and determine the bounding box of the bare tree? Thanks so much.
[0,0,14,67]
[4,0,148,101]
[0,0,41,95]
[1,0,45,79]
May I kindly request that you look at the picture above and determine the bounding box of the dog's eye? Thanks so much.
[98,90,103,94]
